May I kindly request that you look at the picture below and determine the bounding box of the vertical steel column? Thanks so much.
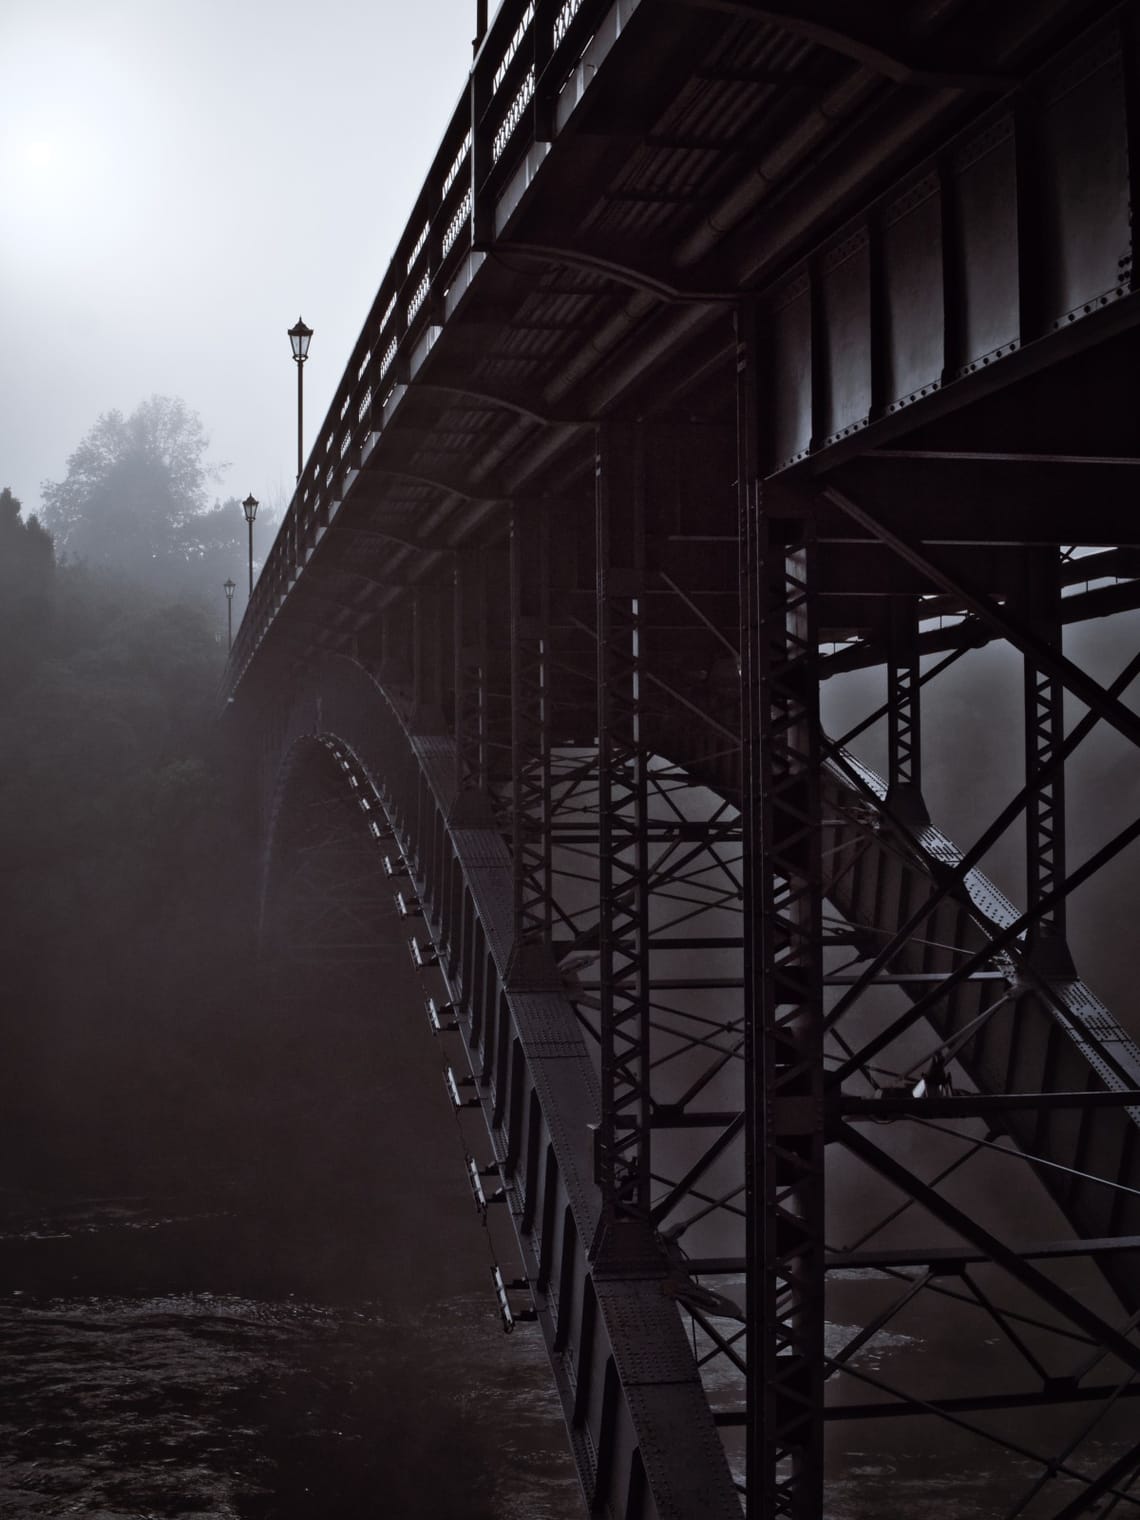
[739,306,825,1518]
[885,596,929,826]
[507,501,557,987]
[453,550,492,820]
[594,421,654,1245]
[412,586,431,723]
[1022,548,1075,977]
[378,602,412,692]
[411,580,449,735]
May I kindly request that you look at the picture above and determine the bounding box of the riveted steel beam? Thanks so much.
[594,420,655,1242]
[821,485,1140,752]
[740,303,826,1518]
[508,499,560,988]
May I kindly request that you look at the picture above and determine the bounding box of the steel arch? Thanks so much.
[266,655,743,1519]
[253,646,1140,1520]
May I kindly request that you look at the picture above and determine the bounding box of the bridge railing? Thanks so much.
[224,0,620,700]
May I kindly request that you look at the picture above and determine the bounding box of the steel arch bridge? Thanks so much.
[224,1,1140,1514]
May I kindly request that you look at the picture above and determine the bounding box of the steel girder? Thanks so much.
[250,390,1140,1517]
[229,2,1140,1513]
[452,546,502,812]
[509,500,557,983]
[732,313,1140,1512]
[744,517,826,1516]
[224,1,1140,706]
[257,559,1140,1519]
[739,302,826,1516]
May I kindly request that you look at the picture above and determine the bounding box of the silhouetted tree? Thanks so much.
[0,487,54,683]
[40,397,254,601]
[175,494,266,593]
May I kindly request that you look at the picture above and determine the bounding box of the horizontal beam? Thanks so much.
[825,1236,1140,1272]
[837,1123,1140,1375]
[714,1378,1140,1423]
[839,1090,1140,1120]
[758,14,1139,473]
[825,1381,1140,1421]
[821,485,1140,752]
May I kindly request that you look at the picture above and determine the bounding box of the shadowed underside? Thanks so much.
[254,651,1140,1518]
[230,0,1140,1513]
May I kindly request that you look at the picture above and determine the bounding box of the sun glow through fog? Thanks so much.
[1,118,112,265]
[5,130,74,195]
[23,136,60,170]
[0,0,490,527]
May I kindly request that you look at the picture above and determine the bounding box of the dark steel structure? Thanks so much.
[224,2,1140,1514]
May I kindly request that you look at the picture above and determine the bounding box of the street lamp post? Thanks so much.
[288,317,313,485]
[224,577,236,649]
[242,494,259,595]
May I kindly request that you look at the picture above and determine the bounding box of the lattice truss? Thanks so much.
[503,417,1140,1515]
[795,559,1140,1520]
[488,426,754,1439]
[256,452,1140,1520]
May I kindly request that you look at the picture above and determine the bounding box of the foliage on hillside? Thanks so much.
[39,397,276,605]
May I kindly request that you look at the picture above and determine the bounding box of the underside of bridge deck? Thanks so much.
[226,1,1140,1515]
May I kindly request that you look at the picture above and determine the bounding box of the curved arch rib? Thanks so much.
[271,654,743,1520]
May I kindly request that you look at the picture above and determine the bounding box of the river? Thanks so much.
[3,1187,1136,1518]
[0,1188,581,1520]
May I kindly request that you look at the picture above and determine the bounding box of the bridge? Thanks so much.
[223,1,1140,1514]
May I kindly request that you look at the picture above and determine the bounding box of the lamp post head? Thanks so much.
[223,578,236,601]
[288,316,313,364]
[242,493,259,525]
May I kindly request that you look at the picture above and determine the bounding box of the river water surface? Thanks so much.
[0,1190,582,1520]
[3,1180,1136,1518]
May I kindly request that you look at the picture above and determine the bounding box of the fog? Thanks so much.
[1,0,477,526]
[0,9,587,1511]
[2,4,1138,1513]
[0,493,579,1514]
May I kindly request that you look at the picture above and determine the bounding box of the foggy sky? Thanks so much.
[1,0,479,525]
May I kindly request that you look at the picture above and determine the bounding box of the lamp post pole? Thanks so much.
[242,494,259,596]
[288,317,313,485]
[224,577,236,649]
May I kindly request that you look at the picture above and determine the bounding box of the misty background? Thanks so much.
[2,0,479,550]
[2,2,1138,1515]
[0,478,580,1514]
[0,6,585,1513]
